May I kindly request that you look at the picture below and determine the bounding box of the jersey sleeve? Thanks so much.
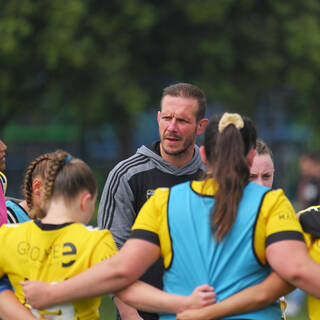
[131,187,172,267]
[97,164,136,249]
[254,189,304,265]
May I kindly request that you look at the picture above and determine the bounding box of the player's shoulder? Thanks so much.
[77,223,113,235]
[298,205,320,216]
[0,220,32,237]
[263,187,287,202]
[108,152,153,180]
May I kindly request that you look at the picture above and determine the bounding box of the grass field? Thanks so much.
[98,295,309,319]
[287,299,309,320]
[99,296,116,319]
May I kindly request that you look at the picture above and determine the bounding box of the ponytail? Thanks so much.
[204,113,257,241]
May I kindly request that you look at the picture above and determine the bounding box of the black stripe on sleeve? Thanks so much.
[102,155,149,229]
[6,208,18,224]
[266,231,305,247]
[130,229,160,246]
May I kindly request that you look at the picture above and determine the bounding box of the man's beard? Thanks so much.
[161,137,195,157]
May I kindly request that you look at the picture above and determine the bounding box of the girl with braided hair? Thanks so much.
[0,152,54,320]
[0,150,116,319]
[0,150,214,319]
[5,152,53,224]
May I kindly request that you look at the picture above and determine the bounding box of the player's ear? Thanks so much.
[196,118,208,136]
[32,178,42,196]
[80,191,92,211]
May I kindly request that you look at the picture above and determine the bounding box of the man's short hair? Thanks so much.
[162,83,206,121]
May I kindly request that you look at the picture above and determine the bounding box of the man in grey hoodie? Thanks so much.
[98,82,208,320]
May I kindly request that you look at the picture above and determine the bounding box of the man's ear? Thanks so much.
[157,111,161,125]
[32,178,43,196]
[80,191,92,211]
[196,118,209,136]
[247,149,256,168]
[200,145,207,165]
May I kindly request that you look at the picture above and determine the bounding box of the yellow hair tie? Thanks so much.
[218,113,244,133]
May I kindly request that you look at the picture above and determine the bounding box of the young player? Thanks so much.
[0,150,215,319]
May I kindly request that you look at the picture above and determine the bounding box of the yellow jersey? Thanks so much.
[0,219,117,319]
[304,232,320,320]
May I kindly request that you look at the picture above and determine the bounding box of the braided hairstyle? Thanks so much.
[42,150,97,213]
[24,153,53,218]
[204,113,257,241]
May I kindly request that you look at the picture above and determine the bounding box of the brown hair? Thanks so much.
[162,83,206,121]
[204,113,257,241]
[256,138,273,161]
[24,152,53,215]
[25,150,97,218]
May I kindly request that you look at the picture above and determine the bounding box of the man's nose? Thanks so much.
[167,118,178,131]
[257,177,264,186]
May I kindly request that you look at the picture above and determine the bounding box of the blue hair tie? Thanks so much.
[66,155,72,162]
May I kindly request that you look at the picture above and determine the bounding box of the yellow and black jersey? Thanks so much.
[132,179,303,268]
[131,179,304,320]
[0,219,117,320]
[0,171,7,194]
[304,232,320,320]
[298,205,320,320]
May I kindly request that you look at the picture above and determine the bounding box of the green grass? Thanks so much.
[99,296,116,319]
[287,299,309,320]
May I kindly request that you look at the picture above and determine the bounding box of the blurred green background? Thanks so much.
[1,1,318,318]
[1,0,320,202]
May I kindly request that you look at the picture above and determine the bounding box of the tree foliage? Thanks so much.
[1,0,320,155]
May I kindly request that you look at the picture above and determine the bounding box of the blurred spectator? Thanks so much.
[295,153,320,210]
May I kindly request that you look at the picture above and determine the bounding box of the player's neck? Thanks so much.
[41,200,76,225]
